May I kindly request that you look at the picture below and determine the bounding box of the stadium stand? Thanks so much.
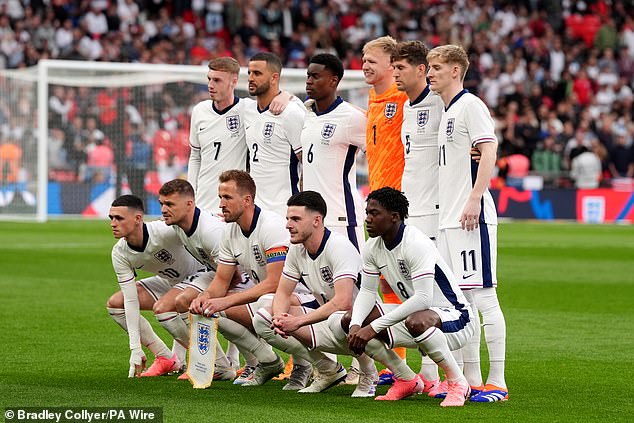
[0,0,632,193]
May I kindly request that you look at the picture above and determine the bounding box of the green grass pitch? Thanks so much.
[1,220,633,422]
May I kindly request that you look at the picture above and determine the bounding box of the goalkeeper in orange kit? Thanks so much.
[359,36,409,386]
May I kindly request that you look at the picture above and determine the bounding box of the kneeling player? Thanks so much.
[106,195,204,377]
[335,188,475,406]
[189,170,316,387]
[253,191,378,395]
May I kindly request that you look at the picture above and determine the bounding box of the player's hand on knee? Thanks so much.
[128,348,146,378]
[189,293,208,314]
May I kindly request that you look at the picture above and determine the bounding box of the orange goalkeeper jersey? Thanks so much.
[366,83,408,191]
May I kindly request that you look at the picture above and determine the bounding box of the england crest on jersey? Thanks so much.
[320,266,334,283]
[446,118,455,136]
[384,102,398,119]
[154,249,175,265]
[321,123,336,139]
[398,259,410,278]
[417,110,429,127]
[197,322,210,355]
[262,122,275,138]
[252,244,265,266]
[196,248,210,262]
[226,115,240,133]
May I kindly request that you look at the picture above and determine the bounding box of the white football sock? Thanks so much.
[356,354,377,375]
[365,339,416,381]
[214,342,231,368]
[179,312,190,328]
[226,342,240,368]
[156,311,189,347]
[473,287,507,388]
[414,327,465,383]
[253,308,334,372]
[461,290,483,386]
[108,307,171,358]
[419,355,439,381]
[172,341,187,365]
[218,315,277,363]
[243,350,258,367]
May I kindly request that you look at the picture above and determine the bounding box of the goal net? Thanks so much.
[0,60,368,221]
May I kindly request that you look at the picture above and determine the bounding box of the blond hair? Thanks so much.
[427,45,470,80]
[363,36,398,57]
[208,57,240,75]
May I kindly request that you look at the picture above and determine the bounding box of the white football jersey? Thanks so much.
[217,206,289,283]
[188,97,249,213]
[111,220,203,285]
[301,97,366,228]
[171,207,226,270]
[282,229,361,306]
[437,90,498,229]
[401,86,444,217]
[243,100,305,216]
[362,224,468,311]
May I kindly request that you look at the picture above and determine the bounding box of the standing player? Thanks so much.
[189,170,315,387]
[344,187,475,406]
[188,57,249,214]
[362,35,410,385]
[427,44,508,402]
[301,53,366,251]
[188,57,291,214]
[253,191,380,396]
[243,52,305,217]
[393,40,444,241]
[301,53,367,381]
[158,179,241,381]
[363,35,407,193]
[106,195,203,378]
[392,40,445,391]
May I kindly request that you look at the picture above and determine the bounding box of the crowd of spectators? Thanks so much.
[0,0,633,196]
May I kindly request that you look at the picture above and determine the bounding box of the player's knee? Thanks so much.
[252,308,272,337]
[152,298,174,315]
[174,292,191,313]
[255,293,274,311]
[404,312,437,337]
[474,288,502,316]
[106,292,122,309]
[327,312,348,340]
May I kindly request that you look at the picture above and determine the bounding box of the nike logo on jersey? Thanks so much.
[136,265,144,269]
[462,273,476,279]
[199,127,206,131]
[234,253,242,258]
[378,264,388,269]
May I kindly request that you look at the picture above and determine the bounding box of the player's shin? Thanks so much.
[473,288,507,388]
[460,294,483,387]
[414,327,465,383]
[217,315,278,363]
[108,307,171,358]
[365,339,417,381]
[156,312,190,349]
[419,355,439,381]
[108,307,128,332]
[253,308,336,373]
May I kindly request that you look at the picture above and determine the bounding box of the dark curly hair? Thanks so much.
[367,187,409,220]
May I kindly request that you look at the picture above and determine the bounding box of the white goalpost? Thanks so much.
[0,60,368,222]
